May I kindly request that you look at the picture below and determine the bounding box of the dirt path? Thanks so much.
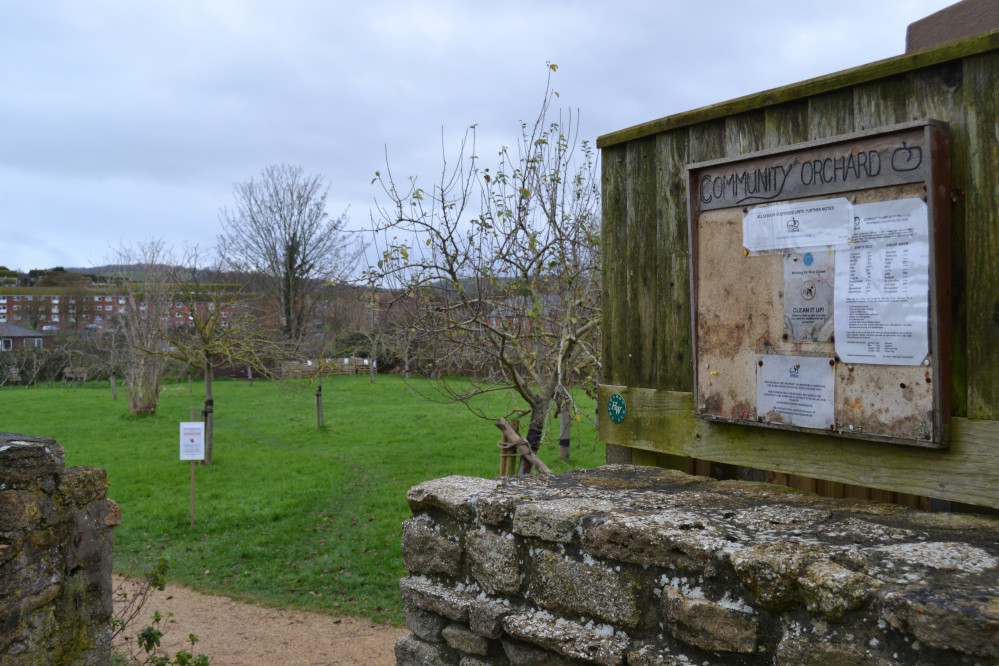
[112,576,407,665]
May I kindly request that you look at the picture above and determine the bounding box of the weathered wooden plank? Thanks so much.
[725,109,766,156]
[655,129,692,391]
[852,74,911,130]
[807,88,855,140]
[626,137,660,387]
[688,119,726,164]
[597,385,999,509]
[601,145,628,386]
[597,32,999,148]
[962,51,999,420]
[764,99,808,149]
[900,62,969,417]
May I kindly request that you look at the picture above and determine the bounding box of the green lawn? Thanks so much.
[0,375,604,623]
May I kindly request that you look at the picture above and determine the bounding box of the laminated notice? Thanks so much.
[743,197,853,251]
[833,198,929,365]
[756,354,835,430]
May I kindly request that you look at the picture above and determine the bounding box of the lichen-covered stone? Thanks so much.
[56,466,107,508]
[459,655,510,666]
[395,633,454,666]
[731,542,816,609]
[443,622,493,656]
[400,578,475,622]
[528,549,640,628]
[476,478,554,526]
[660,585,758,654]
[469,598,514,639]
[406,606,449,642]
[501,638,575,665]
[583,509,728,573]
[873,541,999,573]
[0,436,115,666]
[725,504,832,544]
[0,435,65,486]
[467,530,521,595]
[0,490,47,531]
[513,499,613,544]
[402,518,463,577]
[776,633,881,665]
[503,612,629,666]
[797,559,879,621]
[400,465,999,666]
[881,584,999,658]
[408,476,503,522]
[627,642,725,665]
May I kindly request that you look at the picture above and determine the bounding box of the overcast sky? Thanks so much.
[1,0,956,273]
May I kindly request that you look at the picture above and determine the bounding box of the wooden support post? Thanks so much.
[496,419,551,475]
[190,460,196,529]
[188,405,197,528]
[559,402,571,461]
[497,419,519,475]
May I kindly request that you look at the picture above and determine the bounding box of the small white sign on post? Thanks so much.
[180,422,205,461]
[180,421,204,529]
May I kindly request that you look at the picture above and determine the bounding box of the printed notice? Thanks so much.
[756,354,835,430]
[180,422,205,461]
[834,198,929,365]
[743,197,853,251]
[784,248,834,342]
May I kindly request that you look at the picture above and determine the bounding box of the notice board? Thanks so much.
[687,120,951,447]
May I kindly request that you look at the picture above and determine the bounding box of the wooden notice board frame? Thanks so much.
[686,120,951,448]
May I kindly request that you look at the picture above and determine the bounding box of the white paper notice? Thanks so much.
[783,248,835,342]
[756,354,835,430]
[743,197,853,251]
[180,422,205,461]
[834,198,929,365]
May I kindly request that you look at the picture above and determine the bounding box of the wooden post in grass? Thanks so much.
[315,376,324,428]
[181,408,204,530]
[497,418,520,476]
[189,406,196,528]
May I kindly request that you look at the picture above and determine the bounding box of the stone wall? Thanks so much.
[396,465,999,665]
[0,433,120,666]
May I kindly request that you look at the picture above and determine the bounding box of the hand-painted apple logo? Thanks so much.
[786,217,800,232]
[891,142,922,172]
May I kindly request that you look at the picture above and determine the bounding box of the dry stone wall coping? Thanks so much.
[397,464,999,665]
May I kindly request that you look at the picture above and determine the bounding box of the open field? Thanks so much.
[0,375,603,623]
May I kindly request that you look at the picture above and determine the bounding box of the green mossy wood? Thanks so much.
[599,31,999,506]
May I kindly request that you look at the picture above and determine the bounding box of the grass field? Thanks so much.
[0,375,604,623]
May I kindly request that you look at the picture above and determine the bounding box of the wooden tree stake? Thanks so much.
[495,419,552,475]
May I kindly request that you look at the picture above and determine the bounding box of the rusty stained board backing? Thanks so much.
[687,120,951,448]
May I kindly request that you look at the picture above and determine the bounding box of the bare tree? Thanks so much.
[108,241,174,415]
[218,164,364,341]
[157,249,276,464]
[372,65,601,472]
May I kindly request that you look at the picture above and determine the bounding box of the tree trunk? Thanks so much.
[517,407,547,475]
[202,363,214,465]
[315,376,324,428]
[247,365,254,387]
[559,398,571,460]
[111,371,118,401]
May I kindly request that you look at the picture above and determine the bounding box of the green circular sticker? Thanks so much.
[607,393,626,424]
